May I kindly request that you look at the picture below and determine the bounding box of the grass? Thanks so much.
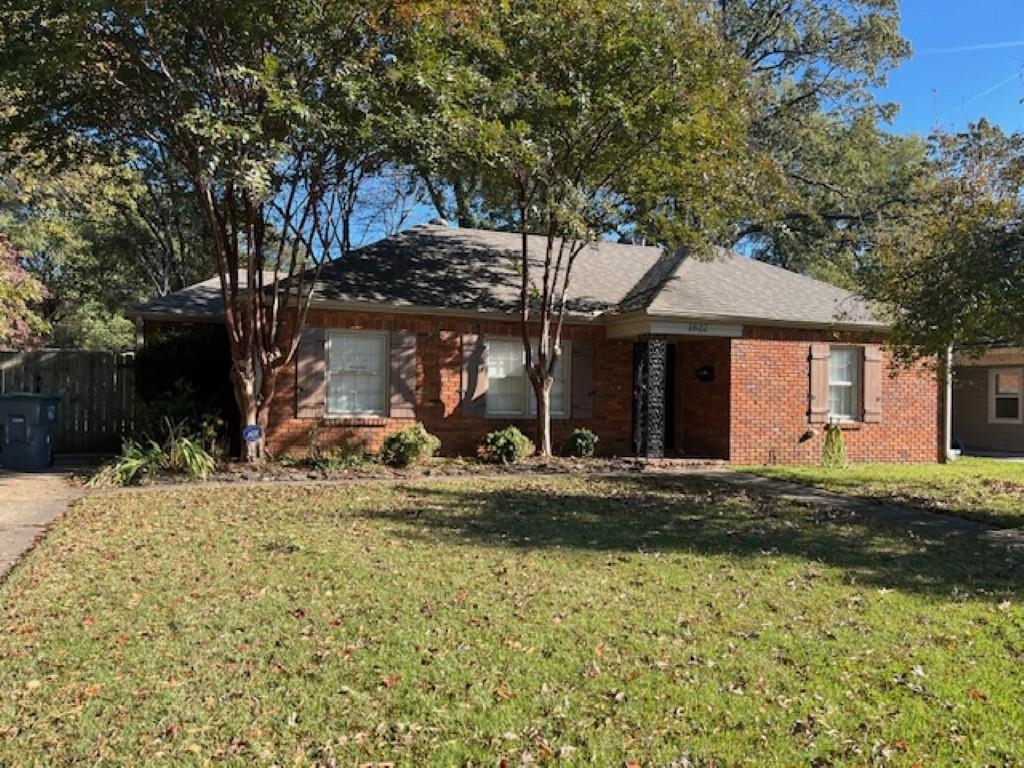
[744,457,1024,529]
[1,475,1023,766]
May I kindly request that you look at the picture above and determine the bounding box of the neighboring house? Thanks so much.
[133,223,942,464]
[953,346,1024,454]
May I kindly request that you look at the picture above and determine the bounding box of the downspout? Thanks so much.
[944,343,956,462]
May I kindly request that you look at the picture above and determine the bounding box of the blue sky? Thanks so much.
[878,0,1024,136]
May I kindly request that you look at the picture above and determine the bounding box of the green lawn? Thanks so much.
[745,457,1024,529]
[1,475,1022,766]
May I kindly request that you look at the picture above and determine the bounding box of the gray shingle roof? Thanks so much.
[304,224,664,318]
[131,272,277,319]
[646,248,882,328]
[134,224,882,329]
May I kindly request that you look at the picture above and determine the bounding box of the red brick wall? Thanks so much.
[675,338,730,459]
[266,309,635,458]
[729,327,942,464]
[158,310,941,464]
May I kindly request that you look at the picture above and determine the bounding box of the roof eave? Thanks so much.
[642,308,890,334]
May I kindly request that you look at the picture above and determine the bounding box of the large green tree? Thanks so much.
[1,1,429,459]
[415,0,750,454]
[718,0,923,279]
[418,0,923,286]
[865,120,1024,363]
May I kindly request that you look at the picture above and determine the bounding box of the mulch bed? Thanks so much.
[146,455,728,485]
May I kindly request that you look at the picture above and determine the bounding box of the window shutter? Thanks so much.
[460,334,487,417]
[389,331,417,419]
[808,343,830,423]
[296,326,326,418]
[570,340,594,419]
[862,345,883,423]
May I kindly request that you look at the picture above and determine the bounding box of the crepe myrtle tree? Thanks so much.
[0,0,437,460]
[421,0,751,455]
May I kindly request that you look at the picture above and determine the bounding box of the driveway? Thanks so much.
[0,458,93,579]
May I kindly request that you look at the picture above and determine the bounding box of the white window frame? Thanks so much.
[485,339,529,418]
[326,330,389,417]
[988,367,1023,424]
[485,338,571,419]
[828,346,861,422]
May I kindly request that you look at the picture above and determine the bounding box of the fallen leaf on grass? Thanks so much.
[968,687,988,701]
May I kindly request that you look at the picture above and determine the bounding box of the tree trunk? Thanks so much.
[232,358,276,463]
[531,373,553,457]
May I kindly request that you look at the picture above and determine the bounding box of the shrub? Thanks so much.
[379,423,441,467]
[822,423,847,468]
[563,428,599,458]
[87,440,167,487]
[480,426,534,464]
[167,433,216,479]
[88,419,216,487]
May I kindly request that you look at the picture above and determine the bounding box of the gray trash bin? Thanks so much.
[0,393,60,471]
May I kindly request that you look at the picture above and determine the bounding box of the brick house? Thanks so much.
[134,223,943,464]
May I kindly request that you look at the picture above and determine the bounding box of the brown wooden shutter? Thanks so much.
[862,345,883,423]
[808,343,830,424]
[389,331,417,419]
[296,326,326,418]
[570,340,594,419]
[460,334,487,417]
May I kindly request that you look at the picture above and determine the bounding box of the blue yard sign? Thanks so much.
[242,425,263,443]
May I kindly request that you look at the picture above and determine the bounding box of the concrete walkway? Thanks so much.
[689,469,1024,548]
[0,458,92,579]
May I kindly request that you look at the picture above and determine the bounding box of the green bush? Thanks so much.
[167,433,216,479]
[822,423,847,468]
[563,428,599,458]
[87,440,168,487]
[378,423,441,467]
[88,418,217,487]
[480,426,534,464]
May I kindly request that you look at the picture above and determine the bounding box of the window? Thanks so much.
[327,331,387,415]
[989,368,1023,424]
[486,340,527,416]
[486,338,569,417]
[828,347,861,421]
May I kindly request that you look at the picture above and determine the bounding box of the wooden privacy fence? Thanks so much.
[0,350,135,454]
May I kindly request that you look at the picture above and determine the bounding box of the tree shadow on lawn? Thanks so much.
[748,467,1024,530]
[368,474,1024,601]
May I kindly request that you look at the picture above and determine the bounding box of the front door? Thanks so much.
[632,339,675,457]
